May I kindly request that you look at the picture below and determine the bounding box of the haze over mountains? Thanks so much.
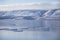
[0,2,60,11]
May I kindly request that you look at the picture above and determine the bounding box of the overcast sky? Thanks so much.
[0,0,60,5]
[0,0,60,11]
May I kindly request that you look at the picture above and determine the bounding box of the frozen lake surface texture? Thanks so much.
[0,9,60,40]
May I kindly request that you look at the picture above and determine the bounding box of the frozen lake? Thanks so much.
[0,30,59,40]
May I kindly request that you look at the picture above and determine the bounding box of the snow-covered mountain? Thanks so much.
[0,10,48,20]
[0,9,60,32]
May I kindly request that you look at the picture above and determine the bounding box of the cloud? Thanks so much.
[0,2,60,11]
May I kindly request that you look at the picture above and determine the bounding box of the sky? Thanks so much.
[0,0,60,10]
[0,0,60,5]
